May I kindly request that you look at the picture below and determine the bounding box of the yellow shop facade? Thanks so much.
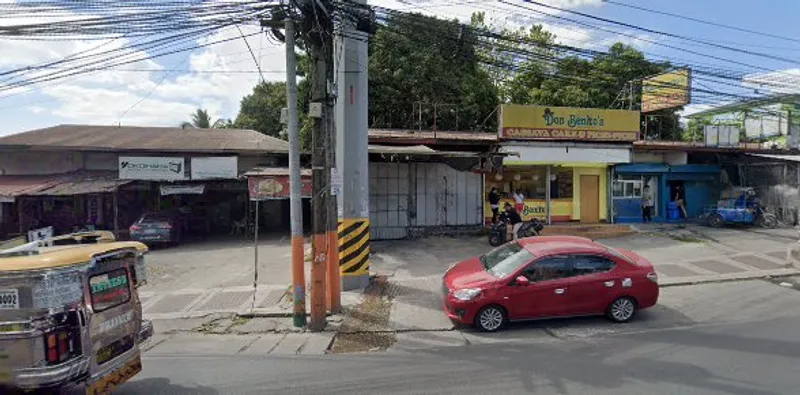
[486,104,639,224]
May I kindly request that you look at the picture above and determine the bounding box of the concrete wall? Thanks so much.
[632,151,688,165]
[0,151,82,175]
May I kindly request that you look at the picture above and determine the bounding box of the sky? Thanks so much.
[0,0,798,137]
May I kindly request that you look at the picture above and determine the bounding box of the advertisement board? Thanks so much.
[248,176,312,200]
[641,68,691,113]
[119,157,185,181]
[499,104,640,141]
[190,157,238,180]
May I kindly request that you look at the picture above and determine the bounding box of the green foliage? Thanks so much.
[369,12,499,131]
[234,81,287,138]
[181,108,231,129]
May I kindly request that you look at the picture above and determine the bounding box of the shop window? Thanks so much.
[486,167,573,200]
[613,176,644,199]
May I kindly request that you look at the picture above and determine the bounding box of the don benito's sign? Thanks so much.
[499,104,640,141]
[119,156,185,181]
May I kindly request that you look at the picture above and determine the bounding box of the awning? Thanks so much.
[0,175,63,202]
[25,172,132,196]
[501,142,631,166]
[747,153,800,162]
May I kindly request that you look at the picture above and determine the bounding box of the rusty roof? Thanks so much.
[26,172,132,196]
[368,129,498,144]
[0,175,63,201]
[0,171,132,199]
[0,124,289,154]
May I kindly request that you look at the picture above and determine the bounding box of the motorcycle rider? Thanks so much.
[502,202,523,241]
[488,187,501,223]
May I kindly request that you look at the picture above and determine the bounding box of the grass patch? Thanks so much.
[329,276,395,353]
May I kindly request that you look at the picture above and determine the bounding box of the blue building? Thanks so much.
[612,146,721,223]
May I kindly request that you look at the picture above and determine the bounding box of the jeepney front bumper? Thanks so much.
[139,319,153,343]
[12,356,91,390]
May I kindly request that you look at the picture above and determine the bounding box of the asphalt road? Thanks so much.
[122,281,800,395]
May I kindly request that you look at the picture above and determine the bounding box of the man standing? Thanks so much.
[488,187,501,224]
[503,202,523,241]
[642,185,653,223]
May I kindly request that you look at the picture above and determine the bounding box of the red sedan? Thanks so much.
[442,236,659,332]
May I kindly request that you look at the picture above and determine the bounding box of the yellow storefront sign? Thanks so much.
[499,104,640,141]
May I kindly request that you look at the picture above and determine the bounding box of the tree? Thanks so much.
[234,82,287,138]
[369,12,498,131]
[181,108,230,129]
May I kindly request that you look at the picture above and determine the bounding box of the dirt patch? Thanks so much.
[329,276,395,353]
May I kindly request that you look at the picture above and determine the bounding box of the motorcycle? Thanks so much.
[488,218,544,246]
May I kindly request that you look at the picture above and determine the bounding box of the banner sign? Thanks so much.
[119,157,185,181]
[160,184,205,196]
[641,68,691,113]
[27,226,53,242]
[499,105,639,141]
[191,157,238,180]
[248,176,312,200]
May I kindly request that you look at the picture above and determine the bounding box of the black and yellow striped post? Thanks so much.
[338,218,370,289]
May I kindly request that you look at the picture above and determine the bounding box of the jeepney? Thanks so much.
[0,232,152,393]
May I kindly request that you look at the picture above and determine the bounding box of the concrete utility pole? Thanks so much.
[284,17,307,328]
[327,53,341,314]
[334,0,371,290]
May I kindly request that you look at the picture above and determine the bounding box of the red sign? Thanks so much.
[248,176,312,200]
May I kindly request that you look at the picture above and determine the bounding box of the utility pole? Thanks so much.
[306,6,332,332]
[284,17,307,328]
[335,0,373,291]
[327,49,341,314]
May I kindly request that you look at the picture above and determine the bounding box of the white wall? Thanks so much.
[632,151,687,165]
[502,144,631,164]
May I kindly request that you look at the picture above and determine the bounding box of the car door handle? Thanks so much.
[554,288,566,294]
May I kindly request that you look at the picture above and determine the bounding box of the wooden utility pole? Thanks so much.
[307,13,332,332]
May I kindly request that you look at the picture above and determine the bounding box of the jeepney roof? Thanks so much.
[0,241,147,272]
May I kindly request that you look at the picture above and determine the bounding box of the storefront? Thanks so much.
[612,163,721,222]
[490,104,639,224]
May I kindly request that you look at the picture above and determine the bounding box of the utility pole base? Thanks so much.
[338,218,371,291]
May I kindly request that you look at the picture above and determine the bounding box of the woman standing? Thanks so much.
[513,189,525,214]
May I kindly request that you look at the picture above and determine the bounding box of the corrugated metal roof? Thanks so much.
[368,144,477,156]
[368,129,498,143]
[0,175,63,201]
[0,172,133,199]
[0,124,289,154]
[27,172,132,196]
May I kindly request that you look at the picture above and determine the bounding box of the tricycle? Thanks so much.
[0,231,151,394]
[703,188,778,229]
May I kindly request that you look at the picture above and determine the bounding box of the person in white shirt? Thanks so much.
[513,189,525,213]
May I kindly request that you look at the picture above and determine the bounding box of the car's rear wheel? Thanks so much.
[707,213,724,228]
[606,297,637,323]
[475,305,506,332]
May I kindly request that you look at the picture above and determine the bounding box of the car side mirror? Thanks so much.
[515,276,530,286]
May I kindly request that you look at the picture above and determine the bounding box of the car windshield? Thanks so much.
[481,242,535,278]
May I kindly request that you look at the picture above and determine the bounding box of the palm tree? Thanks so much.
[181,108,233,129]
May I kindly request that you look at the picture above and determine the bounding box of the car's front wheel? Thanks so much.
[606,296,637,323]
[475,305,506,332]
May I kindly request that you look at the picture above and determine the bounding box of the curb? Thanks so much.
[660,269,800,288]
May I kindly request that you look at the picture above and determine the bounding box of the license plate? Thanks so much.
[0,289,19,310]
[143,229,158,234]
[86,354,142,395]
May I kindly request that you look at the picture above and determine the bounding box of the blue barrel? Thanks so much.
[667,202,680,220]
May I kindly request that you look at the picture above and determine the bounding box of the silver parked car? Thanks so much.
[129,212,182,245]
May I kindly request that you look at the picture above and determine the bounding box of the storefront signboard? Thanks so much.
[248,176,312,200]
[641,68,691,113]
[119,157,185,181]
[190,157,238,180]
[499,105,640,141]
[160,184,205,196]
[484,199,573,222]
